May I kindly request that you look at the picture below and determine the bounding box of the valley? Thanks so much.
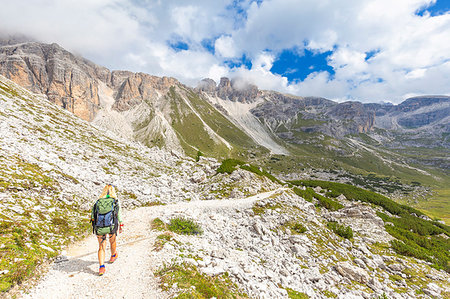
[0,40,449,298]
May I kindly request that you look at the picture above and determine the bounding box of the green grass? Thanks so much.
[154,233,176,251]
[216,158,282,184]
[293,186,343,211]
[216,159,244,174]
[415,188,450,224]
[168,217,203,235]
[169,87,230,158]
[285,287,309,298]
[252,202,283,216]
[155,263,247,298]
[195,150,203,162]
[186,90,257,149]
[327,222,353,239]
[290,180,450,272]
[378,213,449,272]
[283,221,307,234]
[151,218,167,231]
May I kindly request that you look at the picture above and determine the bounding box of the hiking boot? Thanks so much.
[109,253,118,263]
[99,265,106,276]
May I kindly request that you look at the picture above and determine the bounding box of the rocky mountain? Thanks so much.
[0,41,110,121]
[1,40,449,190]
[198,78,449,146]
[1,75,449,298]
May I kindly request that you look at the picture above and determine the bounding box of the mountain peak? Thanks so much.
[197,77,260,103]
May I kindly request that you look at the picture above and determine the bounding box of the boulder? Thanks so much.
[335,262,369,284]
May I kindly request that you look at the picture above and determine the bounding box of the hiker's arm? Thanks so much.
[118,202,123,224]
[118,202,123,233]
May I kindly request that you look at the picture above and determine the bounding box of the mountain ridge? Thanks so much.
[1,40,449,177]
[0,53,449,298]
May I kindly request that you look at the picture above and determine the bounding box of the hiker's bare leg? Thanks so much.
[109,233,117,256]
[97,235,107,265]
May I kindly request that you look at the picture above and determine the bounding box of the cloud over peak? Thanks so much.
[1,0,449,103]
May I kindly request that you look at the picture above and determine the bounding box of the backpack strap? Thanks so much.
[92,201,97,234]
[113,198,119,235]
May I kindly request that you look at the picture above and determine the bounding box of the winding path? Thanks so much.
[21,189,283,298]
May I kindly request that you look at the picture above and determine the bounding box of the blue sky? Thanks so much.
[1,0,449,103]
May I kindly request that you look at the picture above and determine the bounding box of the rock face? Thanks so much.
[197,77,261,103]
[1,40,449,169]
[112,72,179,112]
[0,41,109,121]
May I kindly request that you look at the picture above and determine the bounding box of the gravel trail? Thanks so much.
[21,190,282,299]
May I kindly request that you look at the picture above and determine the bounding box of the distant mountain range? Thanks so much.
[1,40,449,175]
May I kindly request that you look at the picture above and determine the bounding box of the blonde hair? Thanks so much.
[99,184,117,199]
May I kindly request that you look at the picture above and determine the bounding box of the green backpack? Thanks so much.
[92,197,119,235]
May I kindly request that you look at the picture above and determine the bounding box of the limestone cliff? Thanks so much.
[0,41,110,121]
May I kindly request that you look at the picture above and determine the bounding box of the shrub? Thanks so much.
[380,212,450,272]
[327,221,353,239]
[293,187,315,202]
[168,217,203,235]
[216,159,281,184]
[195,150,203,162]
[151,218,167,231]
[240,164,281,184]
[290,222,307,234]
[289,180,450,272]
[155,263,246,298]
[154,233,174,251]
[216,159,244,174]
[293,187,343,210]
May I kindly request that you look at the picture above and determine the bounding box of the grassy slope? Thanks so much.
[168,86,266,159]
[168,87,230,157]
[259,131,449,223]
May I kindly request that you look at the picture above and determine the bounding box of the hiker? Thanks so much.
[90,184,123,276]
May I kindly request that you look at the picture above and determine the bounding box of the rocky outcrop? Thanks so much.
[335,262,369,284]
[197,77,261,103]
[0,41,110,121]
[326,101,375,134]
[112,72,179,112]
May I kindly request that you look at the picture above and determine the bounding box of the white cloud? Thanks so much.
[215,35,237,58]
[0,0,449,103]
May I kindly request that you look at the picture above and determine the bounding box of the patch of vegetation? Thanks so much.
[378,213,449,272]
[291,180,450,272]
[154,233,175,251]
[293,187,315,202]
[252,202,283,216]
[121,189,137,200]
[285,287,309,298]
[195,150,204,162]
[151,218,167,231]
[240,163,281,184]
[291,180,427,218]
[284,221,307,234]
[0,156,91,293]
[168,217,203,235]
[293,186,343,211]
[155,263,247,298]
[327,222,353,239]
[217,159,244,174]
[216,158,281,184]
[168,87,231,158]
